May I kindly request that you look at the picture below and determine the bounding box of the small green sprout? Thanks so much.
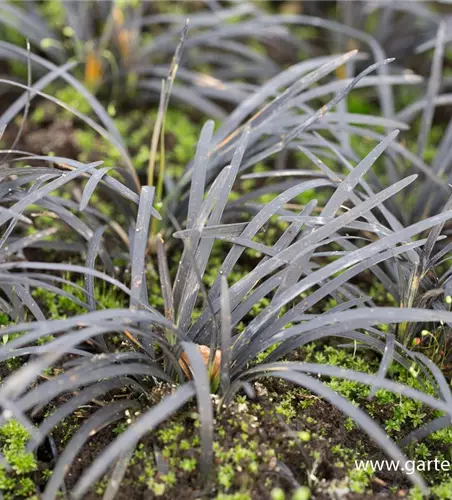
[297,431,311,442]
[292,486,311,500]
[271,487,285,500]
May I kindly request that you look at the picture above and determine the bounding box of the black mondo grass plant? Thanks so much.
[0,37,421,240]
[0,76,452,500]
[1,14,452,500]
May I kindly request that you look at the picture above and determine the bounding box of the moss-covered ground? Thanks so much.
[3,341,452,499]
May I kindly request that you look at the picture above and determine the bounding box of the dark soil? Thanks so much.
[37,378,417,500]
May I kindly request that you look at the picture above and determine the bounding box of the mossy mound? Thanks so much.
[2,345,452,499]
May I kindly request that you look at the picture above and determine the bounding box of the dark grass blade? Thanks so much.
[233,361,452,416]
[180,342,214,480]
[215,53,362,142]
[72,384,195,499]
[1,39,32,166]
[187,120,215,229]
[0,60,76,131]
[130,186,155,310]
[220,276,231,395]
[0,3,61,57]
[0,228,57,260]
[190,233,377,343]
[0,74,139,189]
[0,322,175,403]
[307,132,427,260]
[139,79,226,120]
[85,226,107,311]
[417,22,446,158]
[275,130,400,297]
[102,449,134,500]
[283,58,395,145]
[233,203,452,363]
[79,167,112,211]
[215,50,357,143]
[413,352,452,407]
[42,401,137,500]
[0,274,89,315]
[0,309,175,353]
[36,197,96,244]
[175,128,250,330]
[421,193,452,267]
[324,130,400,217]
[0,277,45,321]
[27,378,143,452]
[173,222,249,240]
[0,283,25,321]
[253,239,428,359]
[0,264,141,310]
[264,308,452,367]
[343,124,447,192]
[0,160,103,227]
[156,235,174,322]
[17,362,171,415]
[368,334,395,400]
[172,164,234,318]
[171,213,221,357]
[399,415,451,448]
[268,14,395,117]
[235,175,419,345]
[0,41,124,146]
[0,206,32,225]
[208,178,333,301]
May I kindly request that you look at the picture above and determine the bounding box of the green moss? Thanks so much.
[292,487,311,500]
[55,86,92,116]
[218,463,235,490]
[0,421,38,499]
[275,393,297,421]
[31,107,46,124]
[271,487,286,500]
[157,422,185,444]
[431,479,452,499]
[301,344,435,439]
[348,467,373,494]
[39,0,66,29]
[216,493,252,500]
[73,106,202,176]
[179,458,197,472]
[411,479,452,500]
[409,486,425,500]
[120,396,289,498]
[32,278,127,320]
